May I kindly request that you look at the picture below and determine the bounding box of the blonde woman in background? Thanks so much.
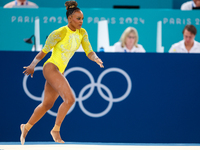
[113,27,146,53]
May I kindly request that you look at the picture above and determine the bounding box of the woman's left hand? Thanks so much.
[95,58,104,68]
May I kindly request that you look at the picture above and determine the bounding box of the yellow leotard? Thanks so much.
[42,25,93,73]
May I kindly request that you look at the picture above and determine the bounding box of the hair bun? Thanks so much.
[65,0,78,10]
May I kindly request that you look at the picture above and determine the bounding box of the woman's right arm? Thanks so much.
[23,27,65,77]
[23,51,47,78]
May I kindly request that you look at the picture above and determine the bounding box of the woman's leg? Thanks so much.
[20,70,59,145]
[42,63,75,143]
[28,81,59,124]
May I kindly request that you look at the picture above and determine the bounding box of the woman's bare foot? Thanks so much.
[20,124,28,145]
[50,130,65,143]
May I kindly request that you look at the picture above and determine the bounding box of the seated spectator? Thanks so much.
[4,0,38,8]
[181,0,200,10]
[113,27,145,53]
[169,25,200,53]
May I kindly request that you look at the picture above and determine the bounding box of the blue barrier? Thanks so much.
[0,51,200,143]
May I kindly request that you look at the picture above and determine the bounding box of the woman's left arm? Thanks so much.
[81,29,104,68]
[87,51,104,68]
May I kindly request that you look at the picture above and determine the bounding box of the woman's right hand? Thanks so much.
[23,66,34,78]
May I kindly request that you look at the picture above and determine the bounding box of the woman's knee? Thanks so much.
[69,97,75,105]
[63,95,75,106]
[42,102,54,111]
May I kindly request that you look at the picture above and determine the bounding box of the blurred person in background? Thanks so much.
[169,25,200,53]
[3,0,38,8]
[181,0,200,10]
[113,27,146,53]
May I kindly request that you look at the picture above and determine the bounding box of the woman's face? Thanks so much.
[125,32,136,47]
[69,10,84,30]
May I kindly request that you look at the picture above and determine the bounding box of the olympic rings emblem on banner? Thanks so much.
[23,67,132,118]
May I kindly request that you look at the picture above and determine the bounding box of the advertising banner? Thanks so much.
[0,8,200,53]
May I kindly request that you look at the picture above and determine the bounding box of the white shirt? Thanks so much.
[169,40,200,53]
[113,42,146,53]
[181,1,196,10]
[3,0,38,8]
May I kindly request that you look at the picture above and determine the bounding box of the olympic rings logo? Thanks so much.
[23,67,132,118]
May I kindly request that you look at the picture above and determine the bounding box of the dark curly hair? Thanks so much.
[65,0,80,18]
